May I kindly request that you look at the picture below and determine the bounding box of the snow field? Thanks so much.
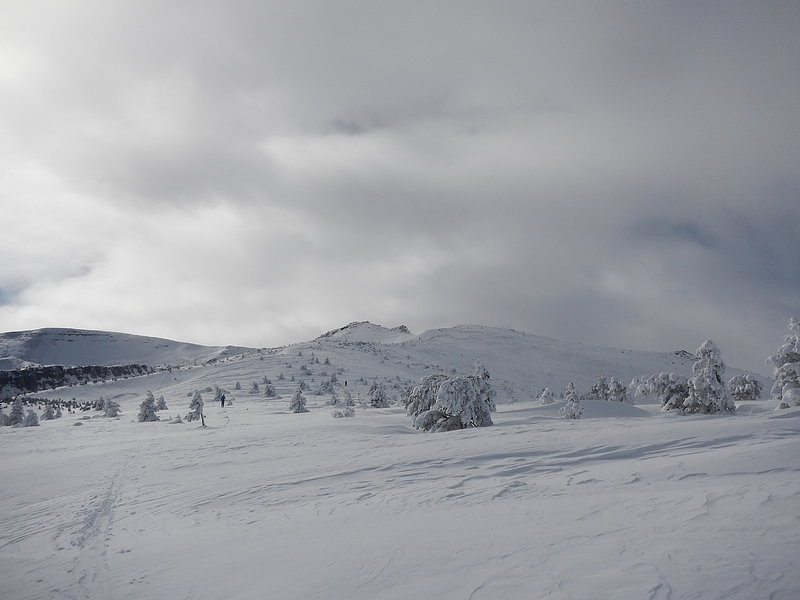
[2,393,799,600]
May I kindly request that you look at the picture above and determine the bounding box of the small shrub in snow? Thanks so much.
[185,391,205,425]
[289,387,308,413]
[683,340,735,414]
[234,381,242,390]
[559,382,583,419]
[768,317,800,408]
[538,387,556,405]
[263,383,276,398]
[332,406,355,418]
[138,393,160,422]
[411,363,496,432]
[41,404,57,420]
[729,374,763,403]
[250,382,260,394]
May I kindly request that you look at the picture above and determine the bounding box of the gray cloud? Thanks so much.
[1,1,799,374]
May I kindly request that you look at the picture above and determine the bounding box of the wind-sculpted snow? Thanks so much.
[1,395,798,600]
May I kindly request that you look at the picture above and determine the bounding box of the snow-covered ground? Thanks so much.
[1,322,796,599]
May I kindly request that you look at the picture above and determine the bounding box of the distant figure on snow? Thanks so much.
[220,394,226,408]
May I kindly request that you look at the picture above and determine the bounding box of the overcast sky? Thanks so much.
[2,1,798,374]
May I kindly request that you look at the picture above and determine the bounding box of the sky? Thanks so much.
[1,1,798,375]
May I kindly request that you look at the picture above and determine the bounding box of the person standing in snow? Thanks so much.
[220,394,226,408]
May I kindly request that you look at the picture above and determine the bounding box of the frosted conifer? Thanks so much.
[560,382,582,419]
[538,388,555,405]
[186,391,205,425]
[289,387,308,413]
[768,317,800,408]
[684,340,734,414]
[9,398,25,426]
[138,393,160,422]
[23,409,40,427]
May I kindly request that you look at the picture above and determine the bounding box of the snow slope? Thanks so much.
[0,328,252,370]
[2,396,797,600]
[1,322,792,600]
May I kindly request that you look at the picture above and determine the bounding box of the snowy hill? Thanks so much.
[316,321,416,344]
[1,321,795,600]
[0,328,252,370]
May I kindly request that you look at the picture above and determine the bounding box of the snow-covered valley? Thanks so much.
[1,323,798,599]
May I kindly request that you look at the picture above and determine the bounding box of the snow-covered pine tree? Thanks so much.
[185,391,205,425]
[368,382,390,408]
[728,374,763,403]
[103,398,121,417]
[23,409,40,427]
[41,404,56,420]
[586,376,610,401]
[608,377,628,403]
[138,392,160,422]
[538,387,556,405]
[560,382,583,419]
[250,381,260,394]
[653,373,690,412]
[263,383,276,398]
[289,386,308,413]
[413,363,496,432]
[404,374,449,416]
[9,398,25,426]
[683,340,734,414]
[155,396,168,410]
[768,317,800,408]
[0,409,9,426]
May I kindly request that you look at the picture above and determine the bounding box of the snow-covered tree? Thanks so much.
[0,409,9,426]
[138,393,160,422]
[768,317,800,408]
[234,381,242,391]
[586,376,610,401]
[368,382,390,408]
[250,381,260,394]
[185,391,205,425]
[55,405,63,418]
[41,404,56,420]
[608,377,629,403]
[8,398,25,426]
[649,373,690,412]
[728,374,763,403]
[103,398,121,418]
[560,382,583,419]
[404,374,449,416]
[23,409,40,427]
[289,386,308,413]
[155,396,168,411]
[683,340,734,414]
[413,363,496,432]
[538,387,555,405]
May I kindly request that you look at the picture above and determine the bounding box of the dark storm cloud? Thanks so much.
[1,1,798,373]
